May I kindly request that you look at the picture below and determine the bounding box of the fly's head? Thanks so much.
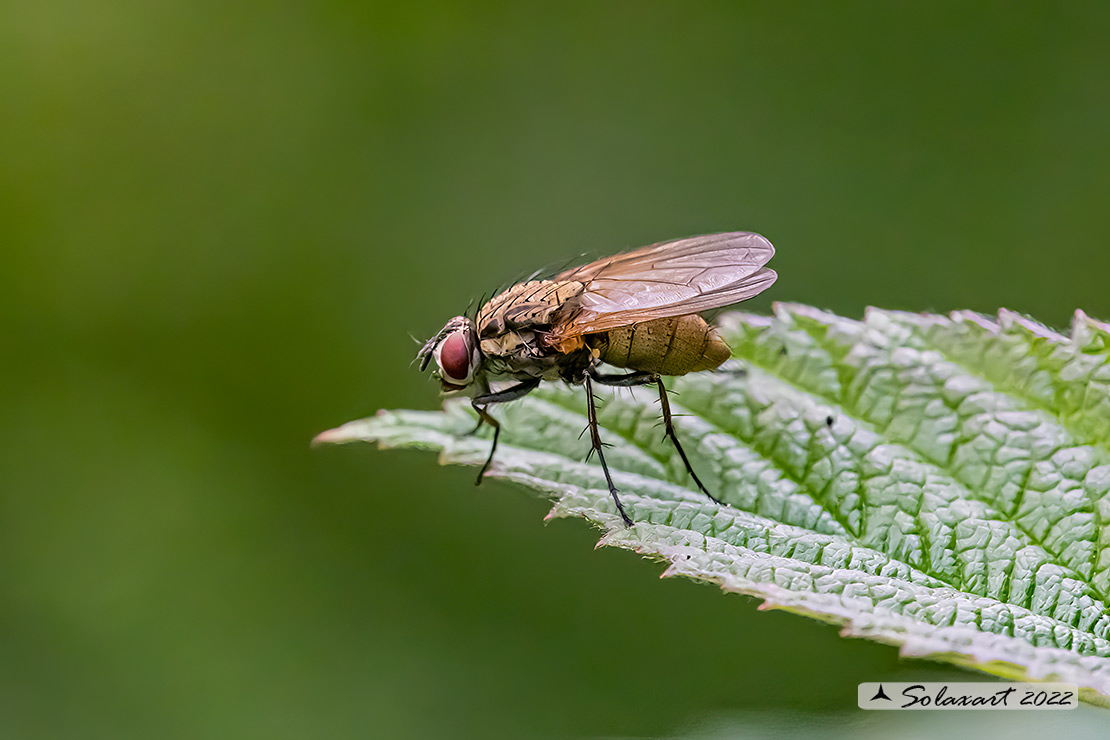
[417,316,484,394]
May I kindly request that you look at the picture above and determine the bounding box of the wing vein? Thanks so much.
[550,231,777,340]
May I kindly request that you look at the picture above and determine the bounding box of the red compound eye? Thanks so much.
[439,331,471,382]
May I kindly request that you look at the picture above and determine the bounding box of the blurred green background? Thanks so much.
[3,2,1110,738]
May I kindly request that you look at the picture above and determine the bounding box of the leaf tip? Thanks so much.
[544,504,570,523]
[311,417,379,447]
[310,427,346,447]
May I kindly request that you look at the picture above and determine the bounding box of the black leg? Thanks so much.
[472,377,541,405]
[587,369,656,387]
[468,377,541,485]
[470,402,501,485]
[584,372,633,526]
[653,377,722,505]
[589,367,721,507]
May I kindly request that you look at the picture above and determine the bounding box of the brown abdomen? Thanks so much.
[593,314,731,376]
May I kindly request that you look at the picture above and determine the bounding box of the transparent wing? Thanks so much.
[549,231,776,339]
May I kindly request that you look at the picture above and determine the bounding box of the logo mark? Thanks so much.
[870,684,892,701]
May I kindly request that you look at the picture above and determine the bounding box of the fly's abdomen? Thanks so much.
[594,314,730,376]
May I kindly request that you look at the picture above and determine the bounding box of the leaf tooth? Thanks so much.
[948,309,1000,332]
[1072,309,1110,354]
[998,308,1069,343]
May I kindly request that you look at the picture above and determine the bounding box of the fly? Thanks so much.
[417,231,777,526]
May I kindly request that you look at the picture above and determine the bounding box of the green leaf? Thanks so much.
[315,304,1110,707]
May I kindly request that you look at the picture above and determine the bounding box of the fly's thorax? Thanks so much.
[478,330,531,374]
[480,328,584,382]
[473,279,588,381]
[592,314,731,376]
[475,280,585,340]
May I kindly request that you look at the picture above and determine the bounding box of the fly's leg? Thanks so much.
[583,371,633,526]
[469,402,501,484]
[587,369,656,387]
[465,411,485,436]
[588,368,722,506]
[469,377,541,485]
[652,376,722,505]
